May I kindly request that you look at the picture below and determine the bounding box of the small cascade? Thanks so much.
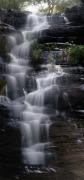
[61,13,70,24]
[5,13,64,170]
[20,66,64,166]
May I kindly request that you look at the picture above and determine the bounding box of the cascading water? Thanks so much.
[4,13,64,169]
[0,9,84,180]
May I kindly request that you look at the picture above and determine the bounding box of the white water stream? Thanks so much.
[5,13,64,166]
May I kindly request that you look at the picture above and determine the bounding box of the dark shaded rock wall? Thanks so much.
[0,9,31,29]
[65,4,84,25]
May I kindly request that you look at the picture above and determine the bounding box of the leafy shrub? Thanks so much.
[30,42,84,66]
[0,0,25,10]
[67,45,84,65]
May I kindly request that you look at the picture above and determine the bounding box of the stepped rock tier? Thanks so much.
[0,4,84,44]
[0,4,84,180]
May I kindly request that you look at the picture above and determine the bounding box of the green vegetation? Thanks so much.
[0,0,25,9]
[25,0,81,13]
[30,41,44,65]
[38,0,81,13]
[0,0,81,12]
[29,41,58,65]
[30,42,84,65]
[30,41,43,65]
[66,45,84,65]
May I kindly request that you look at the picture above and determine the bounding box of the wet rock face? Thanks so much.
[0,32,24,78]
[25,75,37,93]
[65,5,84,25]
[0,104,22,175]
[49,67,84,174]
[66,86,84,110]
[0,35,10,59]
[0,59,6,74]
[0,35,13,73]
[0,105,10,129]
[0,9,31,29]
[4,10,26,29]
[40,50,63,65]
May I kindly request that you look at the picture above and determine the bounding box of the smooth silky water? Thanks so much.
[0,11,84,180]
[0,13,65,174]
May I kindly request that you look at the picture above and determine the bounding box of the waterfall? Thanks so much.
[5,13,64,168]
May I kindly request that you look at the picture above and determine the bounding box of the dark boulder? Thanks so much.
[0,104,22,175]
[0,22,16,34]
[0,57,7,74]
[0,104,10,129]
[25,75,37,93]
[38,24,84,44]
[0,125,22,176]
[65,5,84,25]
[0,35,10,59]
[66,85,84,110]
[0,9,31,29]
